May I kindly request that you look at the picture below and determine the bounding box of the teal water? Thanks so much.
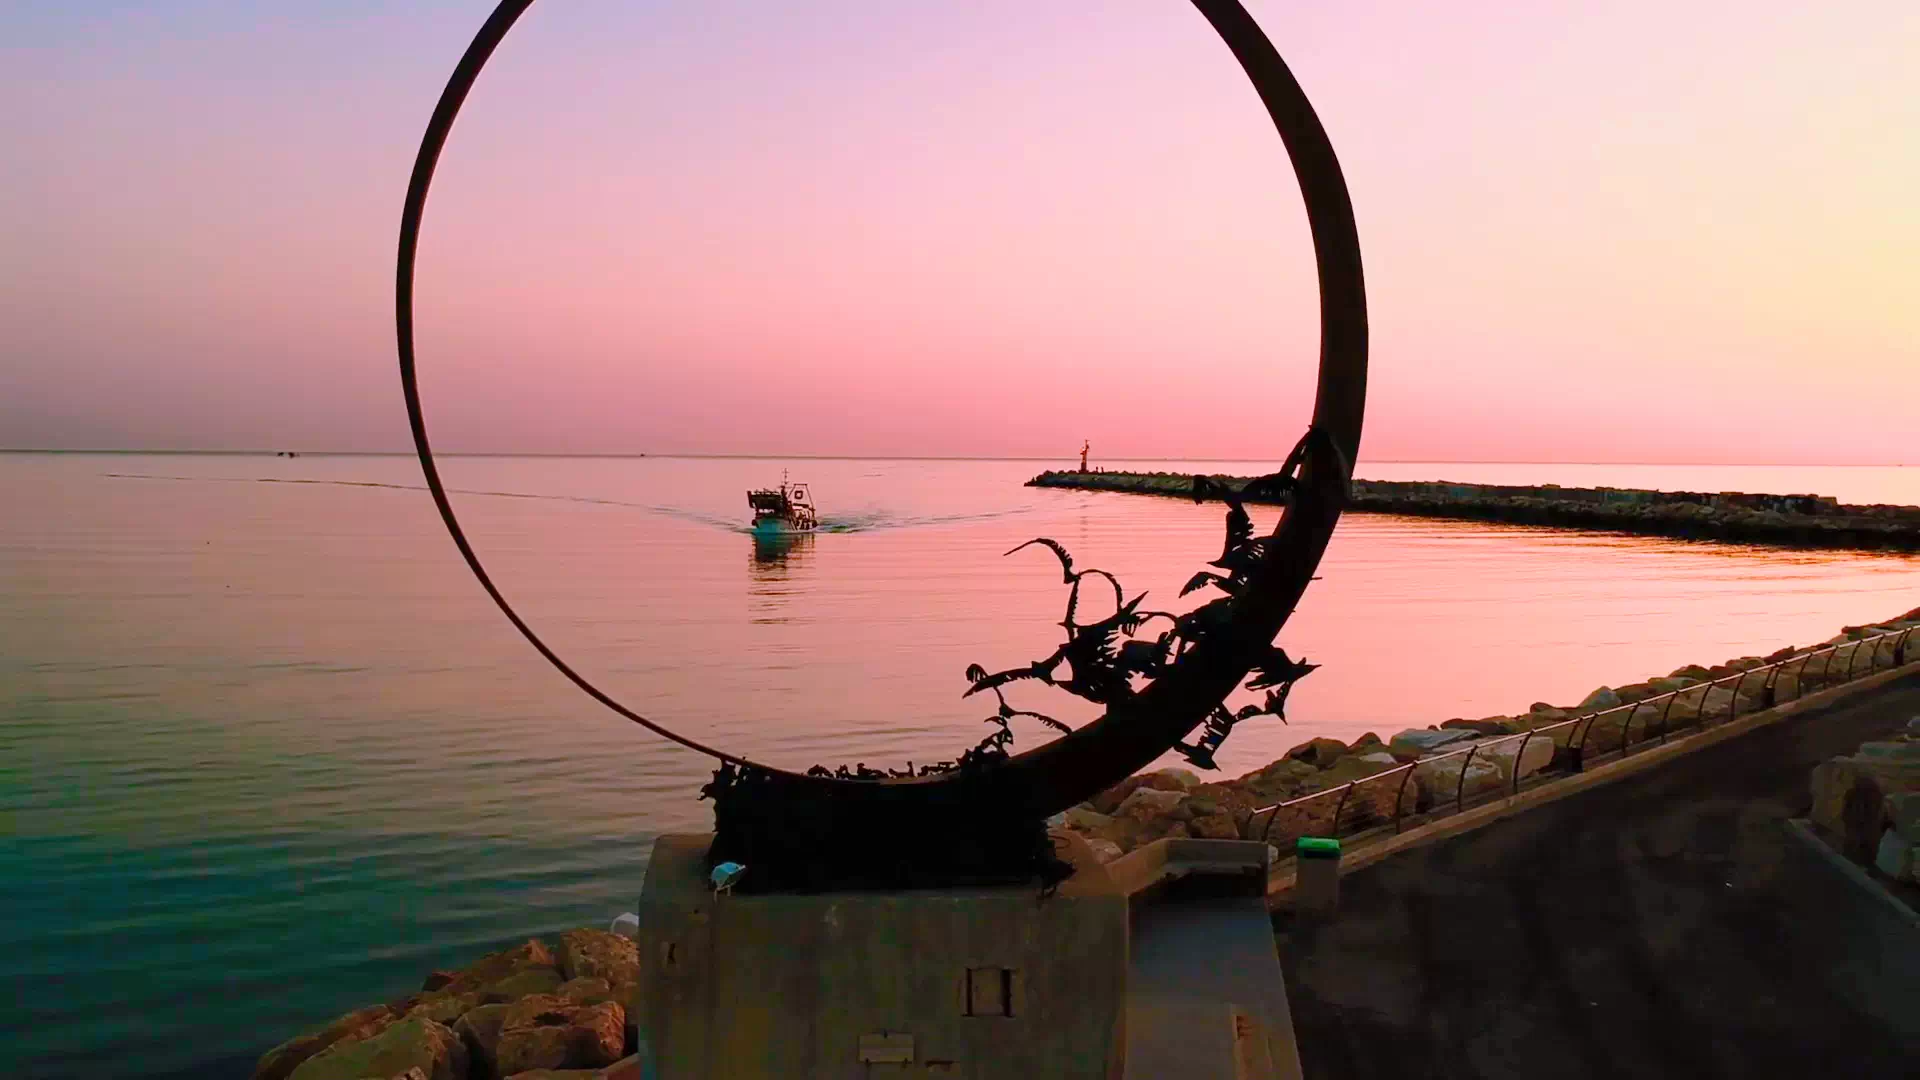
[5,454,1919,1078]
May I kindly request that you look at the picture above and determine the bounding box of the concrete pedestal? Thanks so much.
[631,832,1301,1079]
[632,831,1129,1079]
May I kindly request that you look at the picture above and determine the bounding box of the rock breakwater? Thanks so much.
[1058,607,1920,863]
[1027,470,1920,552]
[259,614,1920,1078]
[254,931,639,1080]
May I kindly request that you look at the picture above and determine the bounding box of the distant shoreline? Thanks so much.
[1028,469,1920,553]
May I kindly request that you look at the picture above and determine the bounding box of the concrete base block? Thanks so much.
[632,832,1129,1079]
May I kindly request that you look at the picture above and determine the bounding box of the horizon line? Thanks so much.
[2,449,1913,468]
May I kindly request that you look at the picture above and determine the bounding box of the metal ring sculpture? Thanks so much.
[397,0,1367,889]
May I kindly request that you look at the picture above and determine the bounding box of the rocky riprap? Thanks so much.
[1058,607,1920,863]
[256,612,1920,1079]
[1027,471,1920,552]
[254,930,638,1080]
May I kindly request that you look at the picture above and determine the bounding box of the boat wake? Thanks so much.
[102,474,1035,534]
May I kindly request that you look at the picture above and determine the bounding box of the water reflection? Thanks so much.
[748,531,815,623]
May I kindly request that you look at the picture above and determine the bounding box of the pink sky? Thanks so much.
[3,1,1915,463]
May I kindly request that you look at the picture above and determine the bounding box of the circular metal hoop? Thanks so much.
[395,0,1367,817]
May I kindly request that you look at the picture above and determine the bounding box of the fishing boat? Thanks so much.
[747,473,818,535]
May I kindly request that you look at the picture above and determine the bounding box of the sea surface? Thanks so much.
[5,453,1919,1078]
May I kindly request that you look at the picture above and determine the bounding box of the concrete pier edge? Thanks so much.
[1783,818,1920,932]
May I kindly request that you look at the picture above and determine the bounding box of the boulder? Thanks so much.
[1412,755,1503,809]
[1190,813,1241,840]
[1458,735,1554,783]
[1303,755,1413,829]
[1085,839,1124,864]
[495,997,626,1077]
[405,991,488,1026]
[1440,716,1521,736]
[421,972,457,993]
[1526,703,1566,720]
[504,1071,602,1080]
[555,978,618,1006]
[1062,807,1115,833]
[1670,664,1713,681]
[1089,776,1149,815]
[487,967,565,1000]
[1312,754,1403,788]
[1811,758,1890,862]
[1387,728,1475,760]
[1886,791,1920,842]
[1578,687,1623,711]
[1349,732,1385,751]
[1284,737,1350,769]
[1241,758,1319,790]
[1143,768,1203,792]
[286,1017,468,1080]
[556,930,638,989]
[440,940,557,996]
[1611,683,1658,704]
[1874,830,1916,881]
[1570,709,1630,753]
[1188,782,1259,814]
[1115,787,1187,821]
[454,1004,512,1080]
[255,1006,399,1080]
[1183,796,1224,818]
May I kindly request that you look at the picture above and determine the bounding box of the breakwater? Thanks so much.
[1027,470,1920,551]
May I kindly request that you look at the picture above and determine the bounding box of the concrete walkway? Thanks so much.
[1277,672,1920,1079]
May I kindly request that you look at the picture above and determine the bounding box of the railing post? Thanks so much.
[1619,704,1638,756]
[1511,731,1534,795]
[1393,765,1417,833]
[1761,664,1780,709]
[1793,651,1816,697]
[1566,715,1591,773]
[1897,628,1912,668]
[1453,746,1480,814]
[1658,689,1681,741]
[1331,782,1357,838]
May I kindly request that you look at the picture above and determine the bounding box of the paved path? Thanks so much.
[1277,673,1920,1079]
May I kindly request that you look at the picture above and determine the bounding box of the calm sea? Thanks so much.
[5,453,1919,1078]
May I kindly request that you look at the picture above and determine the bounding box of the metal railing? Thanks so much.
[1239,624,1917,859]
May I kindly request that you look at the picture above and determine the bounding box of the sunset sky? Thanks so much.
[4,1,1915,463]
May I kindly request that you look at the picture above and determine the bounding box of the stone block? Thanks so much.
[286,1017,468,1080]
[1116,787,1187,821]
[1387,728,1475,759]
[1458,735,1554,783]
[1412,755,1503,809]
[1873,829,1915,881]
